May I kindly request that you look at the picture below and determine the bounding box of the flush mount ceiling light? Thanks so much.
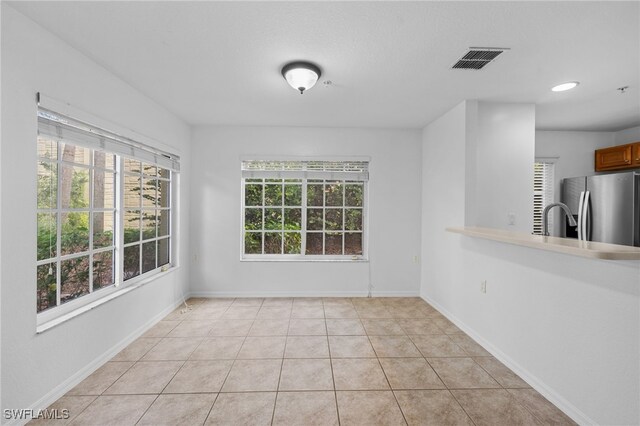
[281,61,322,94]
[551,81,579,92]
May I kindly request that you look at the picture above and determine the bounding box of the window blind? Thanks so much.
[37,108,180,171]
[241,160,369,181]
[533,162,555,235]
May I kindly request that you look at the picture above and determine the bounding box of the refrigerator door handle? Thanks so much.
[582,190,590,241]
[577,191,585,241]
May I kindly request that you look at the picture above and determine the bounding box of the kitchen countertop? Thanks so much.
[446,226,640,260]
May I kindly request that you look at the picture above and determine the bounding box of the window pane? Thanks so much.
[325,182,343,206]
[142,241,156,273]
[305,233,323,255]
[60,165,89,209]
[264,208,282,230]
[37,262,57,313]
[93,211,114,249]
[93,250,114,289]
[142,163,157,177]
[325,232,343,255]
[124,158,141,174]
[60,255,90,304]
[37,161,57,209]
[264,184,282,206]
[61,212,89,255]
[158,178,170,209]
[307,208,323,231]
[245,208,262,230]
[37,213,57,261]
[345,184,364,207]
[244,232,262,254]
[284,208,301,230]
[60,143,90,166]
[94,151,115,171]
[93,171,115,209]
[245,184,263,206]
[124,210,141,244]
[158,209,170,237]
[284,232,301,254]
[142,210,157,240]
[264,232,282,254]
[307,184,323,206]
[246,178,262,183]
[284,184,301,206]
[158,238,170,267]
[325,209,343,231]
[124,175,141,208]
[37,136,57,160]
[159,167,170,180]
[143,178,157,208]
[123,245,140,280]
[345,233,363,255]
[345,209,363,231]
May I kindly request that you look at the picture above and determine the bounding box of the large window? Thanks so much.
[242,160,368,259]
[36,107,178,318]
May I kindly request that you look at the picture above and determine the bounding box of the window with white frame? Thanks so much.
[36,107,179,316]
[242,160,368,259]
[533,161,555,235]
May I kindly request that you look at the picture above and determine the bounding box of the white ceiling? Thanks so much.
[9,1,640,131]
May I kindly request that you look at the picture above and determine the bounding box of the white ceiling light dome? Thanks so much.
[281,61,322,94]
[551,81,580,92]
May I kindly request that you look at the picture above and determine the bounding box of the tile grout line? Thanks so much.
[269,315,291,426]
[324,299,342,426]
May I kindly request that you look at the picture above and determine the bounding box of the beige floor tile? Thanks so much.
[324,305,359,319]
[293,297,324,306]
[69,395,156,425]
[248,319,290,336]
[273,391,339,426]
[199,298,234,308]
[379,358,445,390]
[208,319,254,336]
[163,309,189,321]
[183,307,227,321]
[362,319,406,335]
[221,359,282,392]
[427,358,500,389]
[190,337,245,360]
[279,359,334,391]
[332,359,390,390]
[410,334,467,357]
[167,320,214,337]
[205,392,276,426]
[231,298,264,306]
[507,389,576,425]
[328,336,376,358]
[336,391,406,426]
[291,305,325,319]
[369,336,422,357]
[29,395,96,425]
[395,390,473,425]
[452,389,542,426]
[288,319,327,335]
[138,394,216,425]
[430,317,463,334]
[356,306,393,319]
[104,361,183,394]
[386,307,431,319]
[323,297,354,306]
[256,307,292,319]
[326,319,366,335]
[449,334,492,357]
[164,360,233,393]
[110,338,161,362]
[142,321,181,338]
[238,336,286,359]
[142,337,203,361]
[284,336,330,358]
[221,306,260,319]
[396,319,443,335]
[262,297,294,307]
[67,362,133,396]
[474,357,530,388]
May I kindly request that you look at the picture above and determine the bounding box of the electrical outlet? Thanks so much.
[507,213,516,225]
[480,280,487,293]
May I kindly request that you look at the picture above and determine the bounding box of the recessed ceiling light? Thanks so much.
[551,81,579,92]
[281,61,322,94]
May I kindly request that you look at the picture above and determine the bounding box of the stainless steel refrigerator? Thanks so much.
[561,172,640,246]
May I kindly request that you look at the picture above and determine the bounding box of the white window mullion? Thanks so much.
[301,180,307,255]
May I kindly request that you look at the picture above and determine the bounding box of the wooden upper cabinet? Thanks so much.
[634,142,640,166]
[595,143,634,171]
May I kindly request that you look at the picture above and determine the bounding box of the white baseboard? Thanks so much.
[188,290,419,298]
[8,297,184,426]
[422,295,594,426]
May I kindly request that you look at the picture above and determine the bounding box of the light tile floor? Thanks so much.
[31,297,576,425]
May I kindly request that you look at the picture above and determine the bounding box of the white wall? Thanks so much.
[614,125,640,144]
[421,101,640,425]
[190,126,422,297]
[1,5,191,416]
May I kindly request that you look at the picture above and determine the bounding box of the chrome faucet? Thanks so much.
[542,202,577,236]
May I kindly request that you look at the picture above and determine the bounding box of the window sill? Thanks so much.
[240,257,369,263]
[36,266,180,334]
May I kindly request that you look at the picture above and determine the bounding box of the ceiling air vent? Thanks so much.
[451,47,509,70]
